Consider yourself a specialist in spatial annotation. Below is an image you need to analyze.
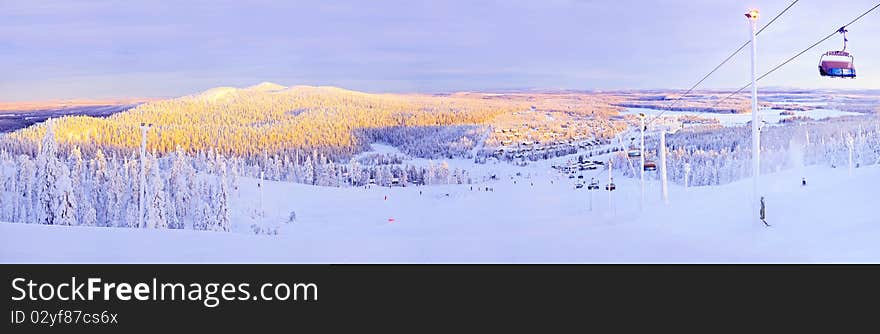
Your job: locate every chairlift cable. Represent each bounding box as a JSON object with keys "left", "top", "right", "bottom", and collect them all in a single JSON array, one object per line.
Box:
[
  {"left": 644, "top": 0, "right": 801, "bottom": 128},
  {"left": 709, "top": 2, "right": 880, "bottom": 109}
]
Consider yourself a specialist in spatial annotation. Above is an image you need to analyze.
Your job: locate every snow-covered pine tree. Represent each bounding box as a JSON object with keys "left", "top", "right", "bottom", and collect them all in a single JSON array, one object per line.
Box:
[
  {"left": 123, "top": 153, "right": 141, "bottom": 228},
  {"left": 399, "top": 166, "right": 408, "bottom": 186},
  {"left": 197, "top": 199, "right": 212, "bottom": 232},
  {"left": 168, "top": 146, "right": 193, "bottom": 229},
  {"left": 78, "top": 196, "right": 97, "bottom": 227},
  {"left": 194, "top": 176, "right": 214, "bottom": 231},
  {"left": 229, "top": 156, "right": 240, "bottom": 195},
  {"left": 16, "top": 155, "right": 35, "bottom": 223},
  {"left": 0, "top": 154, "right": 15, "bottom": 221},
  {"left": 215, "top": 157, "right": 231, "bottom": 232},
  {"left": 302, "top": 155, "right": 315, "bottom": 185},
  {"left": 283, "top": 155, "right": 294, "bottom": 182},
  {"left": 68, "top": 146, "right": 96, "bottom": 226},
  {"left": 205, "top": 149, "right": 216, "bottom": 174},
  {"left": 92, "top": 149, "right": 111, "bottom": 226},
  {"left": 376, "top": 165, "right": 389, "bottom": 186},
  {"left": 145, "top": 154, "right": 168, "bottom": 229},
  {"left": 105, "top": 157, "right": 129, "bottom": 227},
  {"left": 349, "top": 160, "right": 361, "bottom": 186},
  {"left": 35, "top": 119, "right": 76, "bottom": 225},
  {"left": 271, "top": 154, "right": 283, "bottom": 181},
  {"left": 321, "top": 158, "right": 335, "bottom": 186},
  {"left": 425, "top": 162, "right": 435, "bottom": 185},
  {"left": 439, "top": 161, "right": 451, "bottom": 184},
  {"left": 69, "top": 146, "right": 84, "bottom": 186},
  {"left": 54, "top": 164, "right": 77, "bottom": 226}
]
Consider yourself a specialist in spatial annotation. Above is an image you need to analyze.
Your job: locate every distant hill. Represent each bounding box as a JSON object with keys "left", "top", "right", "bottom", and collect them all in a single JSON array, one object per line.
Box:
[
  {"left": 0, "top": 99, "right": 151, "bottom": 133},
  {"left": 5, "top": 84, "right": 532, "bottom": 158},
  {"left": 0, "top": 99, "right": 153, "bottom": 112}
]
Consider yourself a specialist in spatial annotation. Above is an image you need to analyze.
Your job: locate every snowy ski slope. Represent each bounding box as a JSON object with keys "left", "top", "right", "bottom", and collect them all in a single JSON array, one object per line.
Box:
[{"left": 2, "top": 160, "right": 877, "bottom": 263}]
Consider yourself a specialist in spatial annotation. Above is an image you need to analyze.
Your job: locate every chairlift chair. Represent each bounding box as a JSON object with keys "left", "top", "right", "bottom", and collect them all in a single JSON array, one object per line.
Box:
[
  {"left": 627, "top": 149, "right": 641, "bottom": 158},
  {"left": 627, "top": 138, "right": 641, "bottom": 158},
  {"left": 819, "top": 51, "right": 856, "bottom": 78},
  {"left": 819, "top": 27, "right": 857, "bottom": 78}
]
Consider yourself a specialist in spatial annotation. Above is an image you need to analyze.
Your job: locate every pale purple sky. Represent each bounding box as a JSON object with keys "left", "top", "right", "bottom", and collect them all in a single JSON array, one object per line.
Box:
[{"left": 1, "top": 0, "right": 878, "bottom": 101}]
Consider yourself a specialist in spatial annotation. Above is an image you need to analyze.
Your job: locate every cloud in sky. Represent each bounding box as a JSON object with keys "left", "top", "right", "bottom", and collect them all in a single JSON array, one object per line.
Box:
[{"left": 1, "top": 0, "right": 878, "bottom": 100}]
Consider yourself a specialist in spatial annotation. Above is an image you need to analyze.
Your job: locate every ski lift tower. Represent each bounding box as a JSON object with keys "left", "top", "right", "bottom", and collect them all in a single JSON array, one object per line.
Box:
[
  {"left": 608, "top": 158, "right": 614, "bottom": 213},
  {"left": 639, "top": 113, "right": 646, "bottom": 211},
  {"left": 139, "top": 122, "right": 152, "bottom": 228},
  {"left": 746, "top": 9, "right": 762, "bottom": 222},
  {"left": 659, "top": 130, "right": 669, "bottom": 204}
]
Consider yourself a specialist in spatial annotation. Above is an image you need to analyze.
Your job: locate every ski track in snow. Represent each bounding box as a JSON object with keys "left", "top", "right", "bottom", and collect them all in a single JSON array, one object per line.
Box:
[{"left": 1, "top": 160, "right": 878, "bottom": 263}]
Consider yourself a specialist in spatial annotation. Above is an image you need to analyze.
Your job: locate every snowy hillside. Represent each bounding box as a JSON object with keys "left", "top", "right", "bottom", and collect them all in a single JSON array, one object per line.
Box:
[
  {"left": 3, "top": 162, "right": 878, "bottom": 263},
  {"left": 0, "top": 85, "right": 876, "bottom": 263}
]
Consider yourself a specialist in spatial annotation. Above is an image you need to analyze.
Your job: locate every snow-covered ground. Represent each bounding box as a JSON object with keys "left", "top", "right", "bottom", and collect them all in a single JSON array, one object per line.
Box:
[{"left": 2, "top": 158, "right": 878, "bottom": 263}]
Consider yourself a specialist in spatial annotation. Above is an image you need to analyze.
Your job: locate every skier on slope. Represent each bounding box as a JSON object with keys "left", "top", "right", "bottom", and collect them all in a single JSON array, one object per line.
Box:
[
  {"left": 802, "top": 177, "right": 807, "bottom": 186},
  {"left": 759, "top": 196, "right": 769, "bottom": 227}
]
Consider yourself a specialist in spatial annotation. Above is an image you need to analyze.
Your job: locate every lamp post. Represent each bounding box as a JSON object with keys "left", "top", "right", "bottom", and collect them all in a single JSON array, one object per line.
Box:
[
  {"left": 589, "top": 184, "right": 593, "bottom": 212},
  {"left": 659, "top": 130, "right": 669, "bottom": 204},
  {"left": 259, "top": 171, "right": 265, "bottom": 226},
  {"left": 639, "top": 113, "right": 645, "bottom": 211},
  {"left": 139, "top": 123, "right": 151, "bottom": 228},
  {"left": 746, "top": 9, "right": 761, "bottom": 224},
  {"left": 608, "top": 159, "right": 614, "bottom": 213}
]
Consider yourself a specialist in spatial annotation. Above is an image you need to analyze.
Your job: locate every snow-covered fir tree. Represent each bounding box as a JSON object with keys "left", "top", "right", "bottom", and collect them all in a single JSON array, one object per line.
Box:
[
  {"left": 16, "top": 155, "right": 35, "bottom": 224},
  {"left": 214, "top": 157, "right": 231, "bottom": 232},
  {"left": 35, "top": 119, "right": 76, "bottom": 226},
  {"left": 145, "top": 154, "right": 168, "bottom": 229},
  {"left": 168, "top": 146, "right": 194, "bottom": 229}
]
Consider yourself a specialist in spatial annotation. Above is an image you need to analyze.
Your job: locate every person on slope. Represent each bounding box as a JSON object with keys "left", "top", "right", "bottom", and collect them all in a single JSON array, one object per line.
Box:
[
  {"left": 759, "top": 197, "right": 770, "bottom": 227},
  {"left": 802, "top": 177, "right": 807, "bottom": 186}
]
